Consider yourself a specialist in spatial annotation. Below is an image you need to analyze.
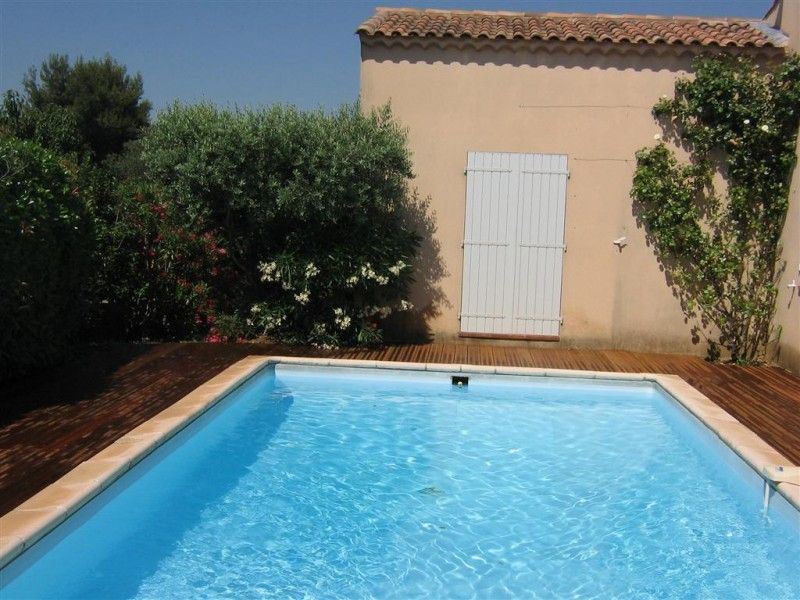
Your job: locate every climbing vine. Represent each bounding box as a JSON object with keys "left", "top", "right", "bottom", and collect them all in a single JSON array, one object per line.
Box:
[{"left": 631, "top": 54, "right": 800, "bottom": 364}]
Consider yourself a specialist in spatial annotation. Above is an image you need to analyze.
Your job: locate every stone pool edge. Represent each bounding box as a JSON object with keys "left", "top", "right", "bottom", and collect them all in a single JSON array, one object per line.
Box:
[{"left": 0, "top": 356, "right": 797, "bottom": 569}]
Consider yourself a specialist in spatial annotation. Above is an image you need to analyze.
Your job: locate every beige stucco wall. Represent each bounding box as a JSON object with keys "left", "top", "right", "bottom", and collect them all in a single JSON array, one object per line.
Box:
[
  {"left": 776, "top": 142, "right": 800, "bottom": 374},
  {"left": 767, "top": 0, "right": 800, "bottom": 374},
  {"left": 360, "top": 38, "right": 784, "bottom": 357}
]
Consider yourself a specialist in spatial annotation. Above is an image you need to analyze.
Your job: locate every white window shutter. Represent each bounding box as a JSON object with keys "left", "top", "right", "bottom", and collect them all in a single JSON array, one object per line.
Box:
[{"left": 460, "top": 151, "right": 568, "bottom": 338}]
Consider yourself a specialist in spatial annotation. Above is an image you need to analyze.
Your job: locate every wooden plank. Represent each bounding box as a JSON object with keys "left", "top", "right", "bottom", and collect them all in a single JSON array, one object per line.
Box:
[
  {"left": 1, "top": 342, "right": 798, "bottom": 516},
  {"left": 459, "top": 332, "right": 560, "bottom": 342}
]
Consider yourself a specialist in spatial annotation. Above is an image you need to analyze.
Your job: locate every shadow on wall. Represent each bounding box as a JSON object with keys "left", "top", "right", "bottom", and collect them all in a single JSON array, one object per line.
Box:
[
  {"left": 385, "top": 190, "right": 450, "bottom": 343},
  {"left": 360, "top": 39, "right": 753, "bottom": 73},
  {"left": 631, "top": 119, "right": 789, "bottom": 362},
  {"left": 631, "top": 202, "right": 710, "bottom": 353},
  {"left": 631, "top": 118, "right": 718, "bottom": 356}
]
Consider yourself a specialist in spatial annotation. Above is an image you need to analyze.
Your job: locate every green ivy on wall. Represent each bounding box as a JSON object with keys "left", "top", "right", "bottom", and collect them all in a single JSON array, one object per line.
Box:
[{"left": 631, "top": 54, "right": 800, "bottom": 364}]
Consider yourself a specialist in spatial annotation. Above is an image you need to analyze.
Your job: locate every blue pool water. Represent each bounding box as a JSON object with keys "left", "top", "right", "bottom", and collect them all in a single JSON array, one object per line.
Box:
[{"left": 1, "top": 366, "right": 798, "bottom": 599}]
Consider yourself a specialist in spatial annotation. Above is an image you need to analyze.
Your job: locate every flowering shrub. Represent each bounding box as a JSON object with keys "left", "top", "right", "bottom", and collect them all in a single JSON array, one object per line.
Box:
[
  {"left": 249, "top": 254, "right": 415, "bottom": 347},
  {"left": 141, "top": 103, "right": 420, "bottom": 346},
  {"left": 0, "top": 137, "right": 91, "bottom": 380},
  {"left": 1, "top": 55, "right": 425, "bottom": 358},
  {"left": 632, "top": 54, "right": 800, "bottom": 363},
  {"left": 86, "top": 182, "right": 235, "bottom": 341}
]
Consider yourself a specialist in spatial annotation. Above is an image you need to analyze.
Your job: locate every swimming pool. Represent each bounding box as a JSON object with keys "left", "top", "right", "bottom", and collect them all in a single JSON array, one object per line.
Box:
[{"left": 1, "top": 359, "right": 798, "bottom": 598}]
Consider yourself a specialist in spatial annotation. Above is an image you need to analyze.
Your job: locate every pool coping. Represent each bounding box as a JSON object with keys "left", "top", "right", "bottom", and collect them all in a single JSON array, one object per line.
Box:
[{"left": 1, "top": 355, "right": 797, "bottom": 569}]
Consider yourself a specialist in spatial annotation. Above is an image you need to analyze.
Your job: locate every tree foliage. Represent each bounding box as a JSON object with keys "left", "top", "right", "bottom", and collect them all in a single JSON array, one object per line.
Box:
[
  {"left": 0, "top": 137, "right": 92, "bottom": 380},
  {"left": 140, "top": 102, "right": 420, "bottom": 346},
  {"left": 0, "top": 91, "right": 84, "bottom": 157},
  {"left": 0, "top": 48, "right": 423, "bottom": 378},
  {"left": 632, "top": 54, "right": 800, "bottom": 363},
  {"left": 8, "top": 54, "right": 151, "bottom": 161}
]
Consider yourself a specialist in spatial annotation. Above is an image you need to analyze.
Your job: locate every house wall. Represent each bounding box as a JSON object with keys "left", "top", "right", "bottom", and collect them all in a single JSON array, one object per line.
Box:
[
  {"left": 360, "top": 39, "right": 783, "bottom": 356},
  {"left": 777, "top": 140, "right": 800, "bottom": 375},
  {"left": 767, "top": 0, "right": 800, "bottom": 375}
]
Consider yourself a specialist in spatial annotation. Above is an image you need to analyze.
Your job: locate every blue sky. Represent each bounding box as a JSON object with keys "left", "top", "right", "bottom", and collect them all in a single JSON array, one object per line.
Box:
[{"left": 1, "top": 1, "right": 774, "bottom": 113}]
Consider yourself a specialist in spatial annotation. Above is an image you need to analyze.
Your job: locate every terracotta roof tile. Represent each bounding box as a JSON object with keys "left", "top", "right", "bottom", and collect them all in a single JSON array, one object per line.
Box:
[{"left": 357, "top": 7, "right": 786, "bottom": 48}]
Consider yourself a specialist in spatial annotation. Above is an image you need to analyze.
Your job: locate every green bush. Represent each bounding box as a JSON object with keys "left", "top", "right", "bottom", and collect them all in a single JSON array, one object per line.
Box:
[
  {"left": 0, "top": 136, "right": 92, "bottom": 380},
  {"left": 140, "top": 103, "right": 420, "bottom": 346},
  {"left": 0, "top": 91, "right": 85, "bottom": 158},
  {"left": 86, "top": 181, "right": 235, "bottom": 341}
]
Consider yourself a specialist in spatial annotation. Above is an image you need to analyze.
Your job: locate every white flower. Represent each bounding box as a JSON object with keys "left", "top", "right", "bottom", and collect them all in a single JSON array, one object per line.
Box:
[
  {"left": 246, "top": 318, "right": 254, "bottom": 327},
  {"left": 388, "top": 260, "right": 407, "bottom": 276},
  {"left": 399, "top": 299, "right": 414, "bottom": 311},
  {"left": 294, "top": 290, "right": 310, "bottom": 305},
  {"left": 281, "top": 281, "right": 293, "bottom": 291},
  {"left": 360, "top": 262, "right": 378, "bottom": 280},
  {"left": 653, "top": 133, "right": 662, "bottom": 141},
  {"left": 260, "top": 314, "right": 286, "bottom": 332},
  {"left": 760, "top": 124, "right": 769, "bottom": 132},
  {"left": 305, "top": 262, "right": 319, "bottom": 278},
  {"left": 362, "top": 305, "right": 389, "bottom": 318},
  {"left": 375, "top": 275, "right": 389, "bottom": 285},
  {"left": 250, "top": 305, "right": 261, "bottom": 314},
  {"left": 333, "top": 308, "right": 351, "bottom": 329},
  {"left": 743, "top": 119, "right": 750, "bottom": 125},
  {"left": 258, "top": 261, "right": 278, "bottom": 282},
  {"left": 345, "top": 275, "right": 359, "bottom": 287}
]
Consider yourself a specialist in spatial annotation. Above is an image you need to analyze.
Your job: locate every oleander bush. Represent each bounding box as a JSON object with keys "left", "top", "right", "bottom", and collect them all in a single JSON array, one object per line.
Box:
[
  {"left": 632, "top": 54, "right": 800, "bottom": 364},
  {"left": 2, "top": 50, "right": 424, "bottom": 377},
  {"left": 86, "top": 181, "right": 235, "bottom": 341},
  {"left": 0, "top": 136, "right": 92, "bottom": 379},
  {"left": 140, "top": 102, "right": 420, "bottom": 346}
]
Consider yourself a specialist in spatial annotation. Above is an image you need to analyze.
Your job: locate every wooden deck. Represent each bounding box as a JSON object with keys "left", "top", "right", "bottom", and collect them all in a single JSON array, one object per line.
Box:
[{"left": 1, "top": 342, "right": 798, "bottom": 516}]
